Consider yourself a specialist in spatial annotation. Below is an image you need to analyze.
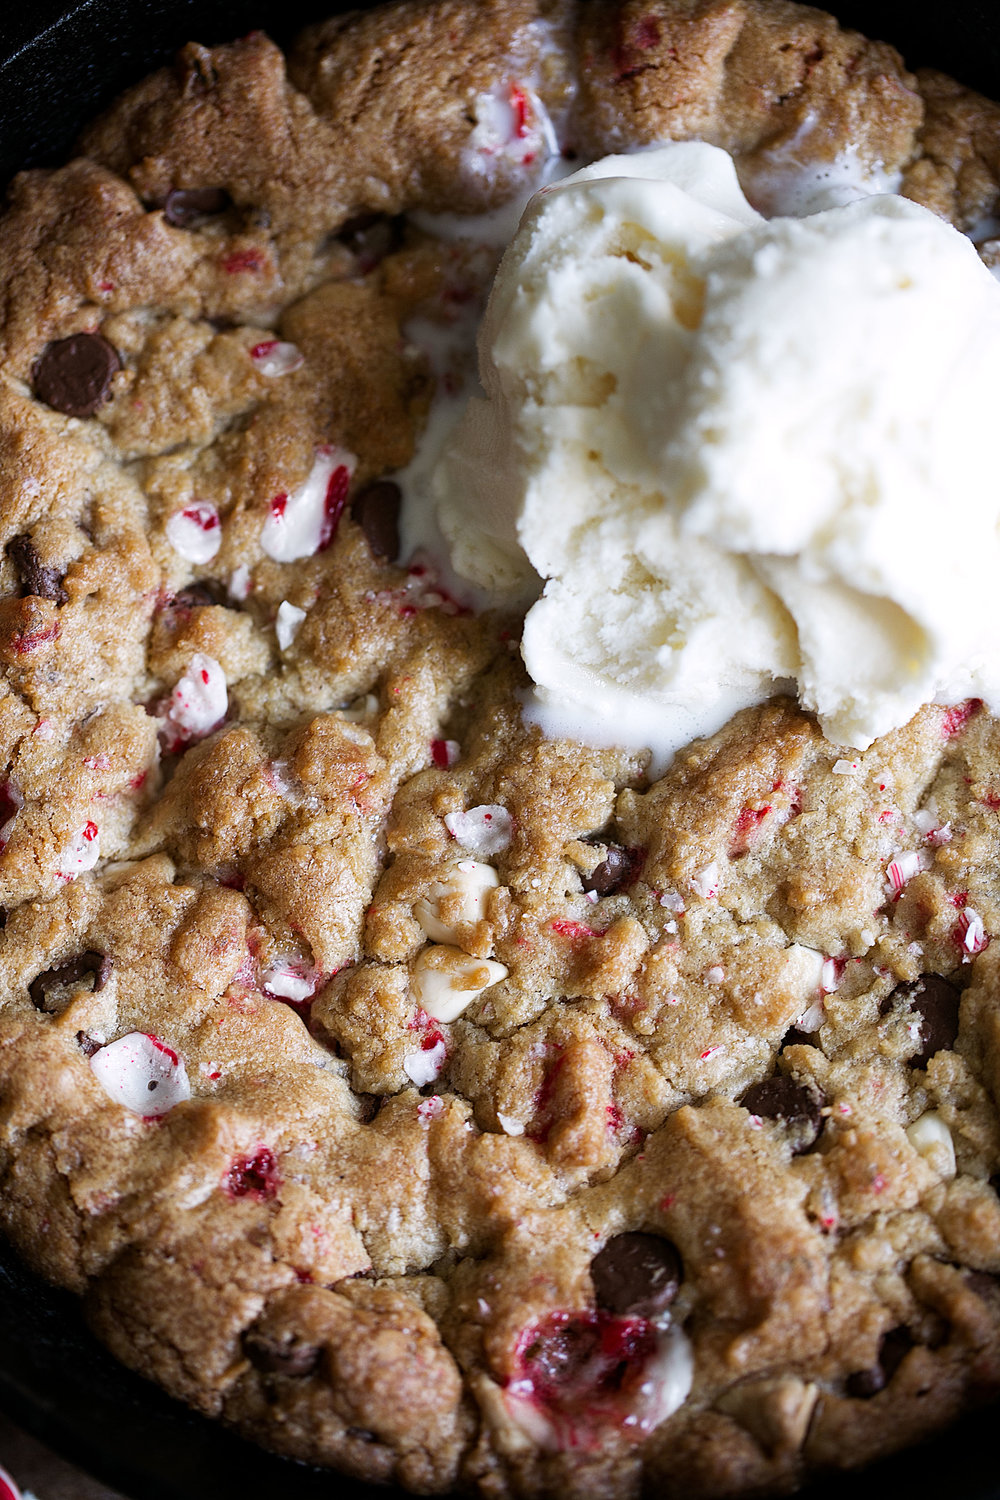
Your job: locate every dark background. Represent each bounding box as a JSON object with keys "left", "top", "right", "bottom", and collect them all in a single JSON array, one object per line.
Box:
[{"left": 1, "top": 1, "right": 999, "bottom": 1497}]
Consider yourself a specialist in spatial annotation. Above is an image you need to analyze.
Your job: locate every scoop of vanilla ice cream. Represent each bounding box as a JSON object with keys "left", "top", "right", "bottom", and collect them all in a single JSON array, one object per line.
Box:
[{"left": 435, "top": 141, "right": 1000, "bottom": 763}]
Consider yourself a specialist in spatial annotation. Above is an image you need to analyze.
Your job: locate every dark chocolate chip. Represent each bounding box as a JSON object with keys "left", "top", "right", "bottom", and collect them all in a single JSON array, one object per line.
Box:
[
  {"left": 351, "top": 481, "right": 401, "bottom": 562},
  {"left": 337, "top": 213, "right": 403, "bottom": 270},
  {"left": 164, "top": 187, "right": 231, "bottom": 228},
  {"left": 173, "top": 579, "right": 230, "bottom": 610},
  {"left": 740, "top": 1075, "right": 824, "bottom": 1155},
  {"left": 887, "top": 974, "right": 960, "bottom": 1067},
  {"left": 781, "top": 1026, "right": 813, "bottom": 1050},
  {"left": 967, "top": 1270, "right": 1000, "bottom": 1303},
  {"left": 591, "top": 1231, "right": 682, "bottom": 1319},
  {"left": 7, "top": 535, "right": 68, "bottom": 605},
  {"left": 846, "top": 1326, "right": 914, "bottom": 1399},
  {"left": 76, "top": 1031, "right": 102, "bottom": 1058},
  {"left": 243, "top": 1329, "right": 320, "bottom": 1377},
  {"left": 29, "top": 951, "right": 113, "bottom": 1010},
  {"left": 345, "top": 1427, "right": 377, "bottom": 1444},
  {"left": 34, "top": 334, "right": 121, "bottom": 419},
  {"left": 583, "top": 844, "right": 643, "bottom": 897}
]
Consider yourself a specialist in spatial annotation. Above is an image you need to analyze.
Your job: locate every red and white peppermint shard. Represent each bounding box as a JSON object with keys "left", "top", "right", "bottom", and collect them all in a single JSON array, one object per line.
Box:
[
  {"left": 261, "top": 956, "right": 319, "bottom": 1003},
  {"left": 165, "top": 501, "right": 221, "bottom": 564},
  {"left": 0, "top": 1463, "right": 22, "bottom": 1500},
  {"left": 250, "top": 339, "right": 304, "bottom": 377},
  {"left": 58, "top": 819, "right": 100, "bottom": 881},
  {"left": 260, "top": 445, "right": 356, "bottom": 562},
  {"left": 403, "top": 1037, "right": 447, "bottom": 1087},
  {"left": 468, "top": 82, "right": 557, "bottom": 169},
  {"left": 885, "top": 850, "right": 928, "bottom": 894},
  {"left": 690, "top": 861, "right": 720, "bottom": 900},
  {"left": 90, "top": 1032, "right": 191, "bottom": 1117},
  {"left": 958, "top": 906, "right": 988, "bottom": 956},
  {"left": 444, "top": 804, "right": 513, "bottom": 857},
  {"left": 165, "top": 653, "right": 227, "bottom": 747}
]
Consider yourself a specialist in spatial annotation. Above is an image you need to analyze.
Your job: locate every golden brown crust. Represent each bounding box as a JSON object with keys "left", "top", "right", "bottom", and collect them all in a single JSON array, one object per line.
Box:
[{"left": 1, "top": 2, "right": 1000, "bottom": 1497}]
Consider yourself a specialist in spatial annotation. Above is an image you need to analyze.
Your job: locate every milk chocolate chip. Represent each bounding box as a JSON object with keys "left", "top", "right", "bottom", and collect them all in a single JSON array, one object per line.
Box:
[
  {"left": 351, "top": 481, "right": 401, "bottom": 562},
  {"left": 846, "top": 1326, "right": 914, "bottom": 1398},
  {"left": 583, "top": 844, "right": 643, "bottom": 897},
  {"left": 34, "top": 334, "right": 121, "bottom": 418},
  {"left": 29, "top": 951, "right": 113, "bottom": 1010},
  {"left": 243, "top": 1328, "right": 321, "bottom": 1377},
  {"left": 7, "top": 535, "right": 67, "bottom": 605},
  {"left": 164, "top": 187, "right": 231, "bottom": 227}
]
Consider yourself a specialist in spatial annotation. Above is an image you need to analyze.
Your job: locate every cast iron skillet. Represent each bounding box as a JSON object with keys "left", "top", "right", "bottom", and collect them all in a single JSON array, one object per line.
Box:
[{"left": 1, "top": 2, "right": 999, "bottom": 1497}]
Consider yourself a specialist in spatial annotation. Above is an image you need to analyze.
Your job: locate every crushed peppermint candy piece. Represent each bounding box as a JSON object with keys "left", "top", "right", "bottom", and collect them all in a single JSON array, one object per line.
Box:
[
  {"left": 704, "top": 966, "right": 724, "bottom": 985},
  {"left": 445, "top": 804, "right": 513, "bottom": 857},
  {"left": 431, "top": 738, "right": 460, "bottom": 769},
  {"left": 0, "top": 779, "right": 23, "bottom": 851},
  {"left": 832, "top": 758, "right": 860, "bottom": 774},
  {"left": 497, "top": 1112, "right": 525, "bottom": 1136},
  {"left": 164, "top": 653, "right": 227, "bottom": 750},
  {"left": 275, "top": 600, "right": 307, "bottom": 651},
  {"left": 913, "top": 806, "right": 953, "bottom": 846},
  {"left": 820, "top": 957, "right": 845, "bottom": 994},
  {"left": 403, "top": 1038, "right": 447, "bottom": 1087},
  {"left": 690, "top": 861, "right": 720, "bottom": 900},
  {"left": 229, "top": 564, "right": 251, "bottom": 600},
  {"left": 260, "top": 445, "right": 356, "bottom": 562},
  {"left": 468, "top": 81, "right": 558, "bottom": 169},
  {"left": 885, "top": 850, "right": 930, "bottom": 894},
  {"left": 659, "top": 891, "right": 685, "bottom": 913},
  {"left": 165, "top": 501, "right": 221, "bottom": 564},
  {"left": 57, "top": 819, "right": 99, "bottom": 882},
  {"left": 261, "top": 956, "right": 319, "bottom": 1003},
  {"left": 250, "top": 339, "right": 304, "bottom": 377},
  {"left": 90, "top": 1032, "right": 191, "bottom": 1117},
  {"left": 795, "top": 999, "right": 826, "bottom": 1034},
  {"left": 957, "top": 906, "right": 988, "bottom": 956},
  {"left": 416, "top": 1095, "right": 445, "bottom": 1123}
]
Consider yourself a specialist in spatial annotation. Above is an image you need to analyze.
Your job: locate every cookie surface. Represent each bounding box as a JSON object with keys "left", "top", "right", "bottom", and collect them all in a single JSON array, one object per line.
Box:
[{"left": 1, "top": 3, "right": 1000, "bottom": 1496}]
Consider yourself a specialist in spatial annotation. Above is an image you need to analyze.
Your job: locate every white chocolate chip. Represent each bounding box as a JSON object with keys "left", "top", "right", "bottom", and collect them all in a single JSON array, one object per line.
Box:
[
  {"left": 497, "top": 1112, "right": 524, "bottom": 1136},
  {"left": 165, "top": 501, "right": 221, "bottom": 564},
  {"left": 444, "top": 804, "right": 513, "bottom": 857},
  {"left": 411, "top": 945, "right": 508, "bottom": 1022},
  {"left": 260, "top": 445, "right": 356, "bottom": 562},
  {"left": 275, "top": 600, "right": 307, "bottom": 651},
  {"left": 780, "top": 944, "right": 825, "bottom": 1001},
  {"left": 414, "top": 860, "right": 499, "bottom": 945},
  {"left": 90, "top": 1033, "right": 191, "bottom": 1117},
  {"left": 906, "top": 1110, "right": 957, "bottom": 1177}
]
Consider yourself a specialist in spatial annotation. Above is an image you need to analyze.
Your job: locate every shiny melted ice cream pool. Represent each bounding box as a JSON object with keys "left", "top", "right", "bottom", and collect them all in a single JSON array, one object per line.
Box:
[{"left": 401, "top": 135, "right": 1000, "bottom": 772}]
